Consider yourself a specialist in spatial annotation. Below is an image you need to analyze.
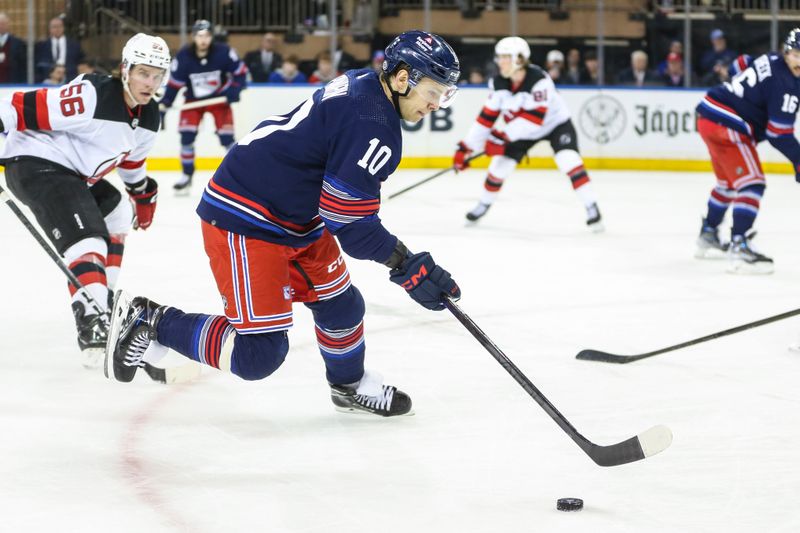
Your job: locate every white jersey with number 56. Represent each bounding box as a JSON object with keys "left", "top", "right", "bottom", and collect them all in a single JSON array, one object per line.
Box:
[{"left": 0, "top": 73, "right": 160, "bottom": 185}]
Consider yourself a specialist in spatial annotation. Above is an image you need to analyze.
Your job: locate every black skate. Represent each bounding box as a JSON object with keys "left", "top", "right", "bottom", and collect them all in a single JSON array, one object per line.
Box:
[
  {"left": 72, "top": 301, "right": 110, "bottom": 368},
  {"left": 727, "top": 232, "right": 773, "bottom": 275},
  {"left": 173, "top": 174, "right": 192, "bottom": 196},
  {"left": 586, "top": 203, "right": 604, "bottom": 233},
  {"left": 104, "top": 291, "right": 166, "bottom": 382},
  {"left": 465, "top": 202, "right": 491, "bottom": 222},
  {"left": 330, "top": 371, "right": 412, "bottom": 417},
  {"left": 695, "top": 220, "right": 728, "bottom": 259}
]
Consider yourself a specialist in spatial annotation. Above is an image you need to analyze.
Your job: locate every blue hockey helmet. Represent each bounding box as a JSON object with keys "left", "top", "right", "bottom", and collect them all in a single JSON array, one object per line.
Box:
[
  {"left": 192, "top": 19, "right": 213, "bottom": 35},
  {"left": 383, "top": 30, "right": 460, "bottom": 107},
  {"left": 784, "top": 28, "right": 800, "bottom": 53}
]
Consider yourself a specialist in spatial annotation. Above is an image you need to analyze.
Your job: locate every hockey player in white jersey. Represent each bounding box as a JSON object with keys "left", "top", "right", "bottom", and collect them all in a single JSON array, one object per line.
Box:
[
  {"left": 0, "top": 33, "right": 169, "bottom": 367},
  {"left": 454, "top": 37, "right": 603, "bottom": 231}
]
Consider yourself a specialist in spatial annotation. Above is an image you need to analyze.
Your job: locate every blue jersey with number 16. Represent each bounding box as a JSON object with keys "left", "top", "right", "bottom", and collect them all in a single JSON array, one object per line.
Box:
[
  {"left": 197, "top": 69, "right": 403, "bottom": 264},
  {"left": 697, "top": 52, "right": 800, "bottom": 166}
]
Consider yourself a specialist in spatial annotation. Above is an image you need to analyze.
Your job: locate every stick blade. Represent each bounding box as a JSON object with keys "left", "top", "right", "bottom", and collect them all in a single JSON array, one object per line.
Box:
[
  {"left": 575, "top": 349, "right": 631, "bottom": 363},
  {"left": 588, "top": 424, "right": 673, "bottom": 467},
  {"left": 143, "top": 362, "right": 202, "bottom": 384},
  {"left": 638, "top": 424, "right": 673, "bottom": 458}
]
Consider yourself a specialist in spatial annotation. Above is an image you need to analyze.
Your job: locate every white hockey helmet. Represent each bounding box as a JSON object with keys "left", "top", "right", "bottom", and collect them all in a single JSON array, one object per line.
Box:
[
  {"left": 121, "top": 33, "right": 171, "bottom": 97},
  {"left": 494, "top": 36, "right": 531, "bottom": 65}
]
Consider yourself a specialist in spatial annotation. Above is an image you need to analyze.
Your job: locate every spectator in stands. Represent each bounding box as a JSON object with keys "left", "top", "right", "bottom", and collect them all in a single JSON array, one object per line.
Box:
[
  {"left": 546, "top": 49, "right": 564, "bottom": 84},
  {"left": 616, "top": 50, "right": 659, "bottom": 87},
  {"left": 309, "top": 50, "right": 339, "bottom": 84},
  {"left": 333, "top": 38, "right": 358, "bottom": 72},
  {"left": 582, "top": 51, "right": 600, "bottom": 85},
  {"left": 267, "top": 55, "right": 307, "bottom": 83},
  {"left": 34, "top": 16, "right": 84, "bottom": 82},
  {"left": 468, "top": 67, "right": 485, "bottom": 84},
  {"left": 244, "top": 32, "right": 283, "bottom": 82},
  {"left": 0, "top": 12, "right": 27, "bottom": 84},
  {"left": 42, "top": 63, "right": 66, "bottom": 85},
  {"left": 701, "top": 58, "right": 731, "bottom": 86},
  {"left": 662, "top": 52, "right": 686, "bottom": 87},
  {"left": 657, "top": 40, "right": 683, "bottom": 75},
  {"left": 370, "top": 50, "right": 384, "bottom": 74},
  {"left": 563, "top": 48, "right": 587, "bottom": 85},
  {"left": 700, "top": 29, "right": 737, "bottom": 75}
]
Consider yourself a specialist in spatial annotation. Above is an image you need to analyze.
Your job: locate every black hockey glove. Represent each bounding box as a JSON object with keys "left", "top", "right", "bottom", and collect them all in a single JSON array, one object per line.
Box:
[{"left": 389, "top": 252, "right": 461, "bottom": 311}]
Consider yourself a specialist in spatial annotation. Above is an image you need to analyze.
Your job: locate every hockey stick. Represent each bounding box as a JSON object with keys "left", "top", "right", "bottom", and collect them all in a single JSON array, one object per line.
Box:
[
  {"left": 444, "top": 296, "right": 672, "bottom": 467},
  {"left": 0, "top": 183, "right": 197, "bottom": 384},
  {"left": 576, "top": 307, "right": 800, "bottom": 364},
  {"left": 179, "top": 96, "right": 227, "bottom": 111},
  {"left": 386, "top": 152, "right": 485, "bottom": 200}
]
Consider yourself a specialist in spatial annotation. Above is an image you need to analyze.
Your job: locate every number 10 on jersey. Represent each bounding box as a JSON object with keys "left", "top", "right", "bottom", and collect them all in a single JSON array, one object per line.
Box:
[{"left": 357, "top": 138, "right": 392, "bottom": 176}]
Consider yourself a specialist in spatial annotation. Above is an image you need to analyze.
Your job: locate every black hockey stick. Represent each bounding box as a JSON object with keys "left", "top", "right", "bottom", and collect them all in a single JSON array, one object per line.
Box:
[
  {"left": 444, "top": 296, "right": 672, "bottom": 467},
  {"left": 576, "top": 307, "right": 800, "bottom": 364},
  {"left": 387, "top": 152, "right": 485, "bottom": 200},
  {"left": 0, "top": 183, "right": 196, "bottom": 384}
]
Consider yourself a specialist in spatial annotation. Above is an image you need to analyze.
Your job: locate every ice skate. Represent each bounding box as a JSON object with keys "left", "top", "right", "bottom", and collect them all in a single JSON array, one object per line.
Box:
[
  {"left": 695, "top": 221, "right": 728, "bottom": 259},
  {"left": 72, "top": 301, "right": 109, "bottom": 369},
  {"left": 726, "top": 232, "right": 773, "bottom": 275},
  {"left": 465, "top": 201, "right": 491, "bottom": 222},
  {"left": 104, "top": 291, "right": 166, "bottom": 382},
  {"left": 585, "top": 203, "right": 604, "bottom": 233},
  {"left": 330, "top": 370, "right": 413, "bottom": 417},
  {"left": 173, "top": 174, "right": 192, "bottom": 196}
]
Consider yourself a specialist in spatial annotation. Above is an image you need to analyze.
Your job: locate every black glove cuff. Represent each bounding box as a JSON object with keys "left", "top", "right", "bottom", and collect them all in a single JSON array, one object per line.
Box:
[{"left": 383, "top": 239, "right": 410, "bottom": 269}]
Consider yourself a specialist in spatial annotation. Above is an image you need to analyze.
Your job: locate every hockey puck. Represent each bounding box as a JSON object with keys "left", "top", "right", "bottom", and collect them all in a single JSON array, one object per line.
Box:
[{"left": 556, "top": 498, "right": 583, "bottom": 512}]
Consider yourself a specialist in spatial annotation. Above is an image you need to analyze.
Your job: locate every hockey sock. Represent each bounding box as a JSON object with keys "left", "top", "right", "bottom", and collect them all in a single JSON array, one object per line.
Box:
[
  {"left": 479, "top": 174, "right": 503, "bottom": 205},
  {"left": 731, "top": 183, "right": 764, "bottom": 237},
  {"left": 64, "top": 238, "right": 109, "bottom": 313},
  {"left": 180, "top": 144, "right": 195, "bottom": 177},
  {"left": 218, "top": 133, "right": 235, "bottom": 151},
  {"left": 554, "top": 149, "right": 598, "bottom": 208},
  {"left": 479, "top": 155, "right": 517, "bottom": 205},
  {"left": 704, "top": 185, "right": 734, "bottom": 228},
  {"left": 106, "top": 235, "right": 125, "bottom": 290},
  {"left": 315, "top": 321, "right": 366, "bottom": 385},
  {"left": 155, "top": 309, "right": 233, "bottom": 369}
]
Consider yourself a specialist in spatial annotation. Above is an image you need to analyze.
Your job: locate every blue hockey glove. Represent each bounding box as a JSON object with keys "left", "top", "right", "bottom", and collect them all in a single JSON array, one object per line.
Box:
[{"left": 389, "top": 252, "right": 461, "bottom": 311}]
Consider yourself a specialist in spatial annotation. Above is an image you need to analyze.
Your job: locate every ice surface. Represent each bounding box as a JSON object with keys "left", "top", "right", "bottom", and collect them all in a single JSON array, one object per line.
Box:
[{"left": 2, "top": 168, "right": 800, "bottom": 532}]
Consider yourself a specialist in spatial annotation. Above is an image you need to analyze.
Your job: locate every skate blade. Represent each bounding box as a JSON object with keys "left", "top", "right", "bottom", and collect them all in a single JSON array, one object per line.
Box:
[
  {"left": 81, "top": 347, "right": 104, "bottom": 369},
  {"left": 104, "top": 290, "right": 132, "bottom": 380},
  {"left": 726, "top": 260, "right": 774, "bottom": 275},
  {"left": 587, "top": 221, "right": 605, "bottom": 234},
  {"left": 333, "top": 405, "right": 415, "bottom": 417},
  {"left": 694, "top": 247, "right": 728, "bottom": 260},
  {"left": 174, "top": 187, "right": 191, "bottom": 197}
]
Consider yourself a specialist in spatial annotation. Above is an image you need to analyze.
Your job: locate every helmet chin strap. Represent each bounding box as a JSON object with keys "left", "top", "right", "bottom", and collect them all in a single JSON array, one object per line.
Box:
[
  {"left": 121, "top": 64, "right": 138, "bottom": 107},
  {"left": 381, "top": 72, "right": 411, "bottom": 117}
]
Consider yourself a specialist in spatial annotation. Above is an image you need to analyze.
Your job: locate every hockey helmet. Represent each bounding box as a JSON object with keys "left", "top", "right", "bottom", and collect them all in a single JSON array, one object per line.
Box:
[
  {"left": 192, "top": 19, "right": 213, "bottom": 35},
  {"left": 382, "top": 30, "right": 460, "bottom": 108},
  {"left": 121, "top": 33, "right": 171, "bottom": 95},
  {"left": 785, "top": 28, "right": 800, "bottom": 53},
  {"left": 494, "top": 36, "right": 531, "bottom": 62}
]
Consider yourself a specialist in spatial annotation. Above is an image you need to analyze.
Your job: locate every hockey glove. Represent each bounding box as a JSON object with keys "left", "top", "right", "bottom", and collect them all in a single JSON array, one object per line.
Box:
[
  {"left": 389, "top": 252, "right": 461, "bottom": 311},
  {"left": 453, "top": 142, "right": 473, "bottom": 171},
  {"left": 226, "top": 88, "right": 242, "bottom": 104},
  {"left": 126, "top": 177, "right": 158, "bottom": 230},
  {"left": 484, "top": 129, "right": 509, "bottom": 157}
]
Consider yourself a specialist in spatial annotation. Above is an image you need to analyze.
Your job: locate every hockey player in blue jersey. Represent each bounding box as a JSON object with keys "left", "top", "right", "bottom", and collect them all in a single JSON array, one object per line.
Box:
[
  {"left": 105, "top": 31, "right": 462, "bottom": 417},
  {"left": 161, "top": 20, "right": 247, "bottom": 194},
  {"left": 695, "top": 29, "right": 800, "bottom": 274}
]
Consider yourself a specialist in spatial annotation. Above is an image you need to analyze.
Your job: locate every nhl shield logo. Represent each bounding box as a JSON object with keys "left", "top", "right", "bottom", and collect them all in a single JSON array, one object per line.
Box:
[{"left": 283, "top": 286, "right": 292, "bottom": 300}]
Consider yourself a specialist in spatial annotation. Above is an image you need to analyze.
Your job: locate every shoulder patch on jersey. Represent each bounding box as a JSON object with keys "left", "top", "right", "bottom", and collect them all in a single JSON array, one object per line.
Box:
[
  {"left": 92, "top": 77, "right": 159, "bottom": 132},
  {"left": 322, "top": 74, "right": 349, "bottom": 101},
  {"left": 754, "top": 55, "right": 772, "bottom": 81}
]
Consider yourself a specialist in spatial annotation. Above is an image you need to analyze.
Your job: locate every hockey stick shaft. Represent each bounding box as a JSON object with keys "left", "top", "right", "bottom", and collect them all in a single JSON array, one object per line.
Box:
[
  {"left": 179, "top": 96, "right": 227, "bottom": 111},
  {"left": 0, "top": 184, "right": 104, "bottom": 316},
  {"left": 1, "top": 184, "right": 189, "bottom": 383},
  {"left": 444, "top": 297, "right": 672, "bottom": 466},
  {"left": 576, "top": 307, "right": 800, "bottom": 364},
  {"left": 387, "top": 152, "right": 485, "bottom": 200}
]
